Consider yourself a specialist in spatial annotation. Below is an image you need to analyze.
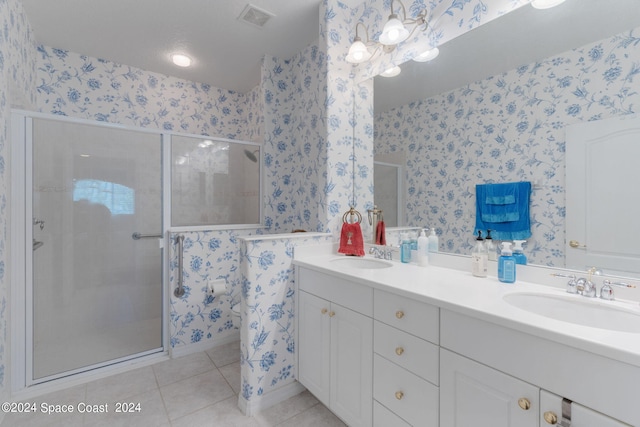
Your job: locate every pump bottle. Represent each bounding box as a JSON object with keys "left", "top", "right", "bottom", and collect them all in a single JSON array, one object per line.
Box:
[
  {"left": 400, "top": 233, "right": 411, "bottom": 263},
  {"left": 498, "top": 242, "right": 516, "bottom": 283},
  {"left": 471, "top": 231, "right": 488, "bottom": 277},
  {"left": 428, "top": 228, "right": 439, "bottom": 253},
  {"left": 513, "top": 240, "right": 527, "bottom": 265},
  {"left": 417, "top": 229, "right": 429, "bottom": 267},
  {"left": 485, "top": 229, "right": 497, "bottom": 262}
]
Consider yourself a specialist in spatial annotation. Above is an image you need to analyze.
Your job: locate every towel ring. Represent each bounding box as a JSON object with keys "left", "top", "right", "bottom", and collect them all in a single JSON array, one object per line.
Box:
[{"left": 342, "top": 207, "right": 362, "bottom": 224}]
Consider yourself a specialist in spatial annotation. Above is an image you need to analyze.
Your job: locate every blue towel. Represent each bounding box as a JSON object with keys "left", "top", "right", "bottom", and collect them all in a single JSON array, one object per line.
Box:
[
  {"left": 482, "top": 183, "right": 519, "bottom": 223},
  {"left": 474, "top": 181, "right": 531, "bottom": 241}
]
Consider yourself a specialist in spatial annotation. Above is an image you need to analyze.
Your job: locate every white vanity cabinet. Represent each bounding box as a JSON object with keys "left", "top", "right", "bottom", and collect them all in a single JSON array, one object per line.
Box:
[
  {"left": 440, "top": 348, "right": 538, "bottom": 427},
  {"left": 440, "top": 309, "right": 638, "bottom": 427},
  {"left": 539, "top": 390, "right": 631, "bottom": 427},
  {"left": 297, "top": 268, "right": 373, "bottom": 427},
  {"left": 372, "top": 290, "right": 440, "bottom": 426}
]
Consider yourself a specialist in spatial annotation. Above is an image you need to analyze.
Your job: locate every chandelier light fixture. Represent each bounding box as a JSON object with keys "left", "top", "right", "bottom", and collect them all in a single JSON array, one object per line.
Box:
[{"left": 346, "top": 0, "right": 437, "bottom": 70}]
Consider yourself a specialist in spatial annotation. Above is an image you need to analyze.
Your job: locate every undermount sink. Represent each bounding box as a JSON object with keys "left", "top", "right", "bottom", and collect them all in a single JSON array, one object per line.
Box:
[
  {"left": 503, "top": 292, "right": 640, "bottom": 333},
  {"left": 330, "top": 257, "right": 393, "bottom": 270}
]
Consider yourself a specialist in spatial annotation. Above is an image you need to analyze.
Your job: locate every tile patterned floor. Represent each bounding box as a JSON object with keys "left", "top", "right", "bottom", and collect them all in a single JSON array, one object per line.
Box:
[{"left": 1, "top": 341, "right": 347, "bottom": 427}]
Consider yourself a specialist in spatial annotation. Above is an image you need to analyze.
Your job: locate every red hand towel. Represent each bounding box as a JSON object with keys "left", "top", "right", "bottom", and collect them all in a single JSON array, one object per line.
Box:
[
  {"left": 375, "top": 220, "right": 386, "bottom": 246},
  {"left": 338, "top": 222, "right": 365, "bottom": 256}
]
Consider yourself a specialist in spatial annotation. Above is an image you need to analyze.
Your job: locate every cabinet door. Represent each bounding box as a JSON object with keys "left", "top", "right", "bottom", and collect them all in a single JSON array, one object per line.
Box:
[
  {"left": 298, "top": 291, "right": 331, "bottom": 406},
  {"left": 540, "top": 390, "right": 631, "bottom": 427},
  {"left": 440, "top": 349, "right": 538, "bottom": 427},
  {"left": 330, "top": 303, "right": 373, "bottom": 427}
]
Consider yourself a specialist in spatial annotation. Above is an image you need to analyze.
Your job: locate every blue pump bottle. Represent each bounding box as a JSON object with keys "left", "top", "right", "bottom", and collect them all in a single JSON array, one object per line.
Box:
[
  {"left": 498, "top": 242, "right": 516, "bottom": 283},
  {"left": 513, "top": 240, "right": 527, "bottom": 265}
]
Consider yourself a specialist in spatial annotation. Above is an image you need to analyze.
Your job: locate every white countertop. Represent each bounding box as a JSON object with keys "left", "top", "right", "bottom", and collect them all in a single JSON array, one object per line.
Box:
[{"left": 293, "top": 248, "right": 640, "bottom": 368}]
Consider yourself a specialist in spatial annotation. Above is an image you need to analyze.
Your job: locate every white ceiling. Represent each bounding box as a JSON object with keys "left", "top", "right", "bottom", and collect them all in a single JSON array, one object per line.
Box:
[
  {"left": 18, "top": 0, "right": 640, "bottom": 106},
  {"left": 20, "top": 0, "right": 322, "bottom": 94}
]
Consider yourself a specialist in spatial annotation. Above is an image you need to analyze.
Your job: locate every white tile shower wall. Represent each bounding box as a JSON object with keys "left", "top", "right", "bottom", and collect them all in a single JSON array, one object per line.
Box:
[
  {"left": 375, "top": 26, "right": 640, "bottom": 267},
  {"left": 238, "top": 233, "right": 333, "bottom": 413}
]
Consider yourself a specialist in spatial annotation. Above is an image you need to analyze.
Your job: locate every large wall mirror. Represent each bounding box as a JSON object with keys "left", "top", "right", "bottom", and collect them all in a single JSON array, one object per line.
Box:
[{"left": 367, "top": 0, "right": 640, "bottom": 278}]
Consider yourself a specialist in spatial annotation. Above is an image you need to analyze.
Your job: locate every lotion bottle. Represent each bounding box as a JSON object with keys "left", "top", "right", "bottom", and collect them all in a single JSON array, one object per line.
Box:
[
  {"left": 485, "top": 229, "right": 497, "bottom": 262},
  {"left": 498, "top": 242, "right": 516, "bottom": 283},
  {"left": 417, "top": 229, "right": 430, "bottom": 267},
  {"left": 471, "top": 231, "right": 488, "bottom": 277},
  {"left": 428, "top": 228, "right": 439, "bottom": 253},
  {"left": 513, "top": 240, "right": 527, "bottom": 265}
]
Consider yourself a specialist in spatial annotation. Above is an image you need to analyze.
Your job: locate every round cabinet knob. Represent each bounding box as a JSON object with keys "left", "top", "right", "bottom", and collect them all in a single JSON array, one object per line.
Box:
[
  {"left": 395, "top": 391, "right": 404, "bottom": 400},
  {"left": 518, "top": 398, "right": 531, "bottom": 411},
  {"left": 395, "top": 310, "right": 405, "bottom": 319},
  {"left": 543, "top": 411, "right": 558, "bottom": 425},
  {"left": 321, "top": 308, "right": 328, "bottom": 314},
  {"left": 395, "top": 347, "right": 405, "bottom": 356},
  {"left": 329, "top": 311, "right": 335, "bottom": 317}
]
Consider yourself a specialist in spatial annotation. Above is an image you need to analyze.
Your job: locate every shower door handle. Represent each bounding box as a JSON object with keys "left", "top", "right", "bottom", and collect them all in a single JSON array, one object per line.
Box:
[{"left": 132, "top": 232, "right": 163, "bottom": 240}]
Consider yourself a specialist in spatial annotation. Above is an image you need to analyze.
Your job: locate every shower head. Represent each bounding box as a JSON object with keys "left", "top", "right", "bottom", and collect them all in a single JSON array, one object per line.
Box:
[{"left": 244, "top": 149, "right": 259, "bottom": 163}]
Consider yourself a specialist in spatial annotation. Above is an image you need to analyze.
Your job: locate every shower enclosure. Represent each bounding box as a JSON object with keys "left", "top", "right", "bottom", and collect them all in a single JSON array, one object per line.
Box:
[
  {"left": 12, "top": 111, "right": 261, "bottom": 389},
  {"left": 17, "top": 116, "right": 164, "bottom": 385}
]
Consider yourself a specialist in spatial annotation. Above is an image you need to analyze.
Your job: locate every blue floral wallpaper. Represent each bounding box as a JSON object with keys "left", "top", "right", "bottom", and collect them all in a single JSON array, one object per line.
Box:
[
  {"left": 238, "top": 233, "right": 332, "bottom": 410},
  {"left": 168, "top": 230, "right": 262, "bottom": 351},
  {"left": 375, "top": 26, "right": 640, "bottom": 266},
  {"left": 35, "top": 46, "right": 262, "bottom": 142},
  {"left": 261, "top": 47, "right": 328, "bottom": 234}
]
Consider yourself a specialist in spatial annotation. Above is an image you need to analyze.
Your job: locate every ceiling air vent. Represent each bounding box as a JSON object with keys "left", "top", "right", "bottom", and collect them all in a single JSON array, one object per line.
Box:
[{"left": 238, "top": 4, "right": 275, "bottom": 29}]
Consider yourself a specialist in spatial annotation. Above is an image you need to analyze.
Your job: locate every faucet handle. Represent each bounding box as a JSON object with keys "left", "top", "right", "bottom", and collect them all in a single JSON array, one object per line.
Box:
[
  {"left": 600, "top": 280, "right": 636, "bottom": 301},
  {"left": 551, "top": 273, "right": 578, "bottom": 294}
]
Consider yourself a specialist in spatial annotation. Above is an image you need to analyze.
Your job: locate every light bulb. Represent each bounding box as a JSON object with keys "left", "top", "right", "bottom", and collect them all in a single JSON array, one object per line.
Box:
[
  {"left": 380, "top": 66, "right": 401, "bottom": 78},
  {"left": 531, "top": 0, "right": 566, "bottom": 9},
  {"left": 379, "top": 15, "right": 409, "bottom": 45},
  {"left": 171, "top": 54, "right": 192, "bottom": 67},
  {"left": 413, "top": 47, "right": 440, "bottom": 62},
  {"left": 346, "top": 38, "right": 372, "bottom": 64}
]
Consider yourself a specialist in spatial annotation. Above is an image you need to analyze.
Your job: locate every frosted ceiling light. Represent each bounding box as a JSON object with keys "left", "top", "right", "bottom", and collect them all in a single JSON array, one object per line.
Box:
[
  {"left": 380, "top": 66, "right": 401, "bottom": 78},
  {"left": 531, "top": 0, "right": 567, "bottom": 9},
  {"left": 171, "top": 54, "right": 192, "bottom": 67},
  {"left": 413, "top": 47, "right": 439, "bottom": 62}
]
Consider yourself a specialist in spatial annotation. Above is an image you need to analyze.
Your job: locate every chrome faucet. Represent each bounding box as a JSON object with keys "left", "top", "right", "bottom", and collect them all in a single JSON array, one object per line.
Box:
[
  {"left": 576, "top": 277, "right": 597, "bottom": 298},
  {"left": 600, "top": 280, "right": 636, "bottom": 301},
  {"left": 369, "top": 246, "right": 393, "bottom": 260}
]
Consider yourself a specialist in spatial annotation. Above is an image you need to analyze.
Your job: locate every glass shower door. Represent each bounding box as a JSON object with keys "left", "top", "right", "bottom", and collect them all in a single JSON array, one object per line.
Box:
[{"left": 30, "top": 118, "right": 163, "bottom": 382}]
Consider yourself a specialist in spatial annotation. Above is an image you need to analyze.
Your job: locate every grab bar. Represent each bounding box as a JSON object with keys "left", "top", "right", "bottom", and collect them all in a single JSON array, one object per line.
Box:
[
  {"left": 132, "top": 232, "right": 163, "bottom": 240},
  {"left": 174, "top": 235, "right": 185, "bottom": 297}
]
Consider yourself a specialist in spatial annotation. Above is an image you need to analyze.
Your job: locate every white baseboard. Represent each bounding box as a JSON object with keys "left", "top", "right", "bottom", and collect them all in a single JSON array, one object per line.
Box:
[
  {"left": 169, "top": 331, "right": 240, "bottom": 358},
  {"left": 237, "top": 381, "right": 306, "bottom": 416}
]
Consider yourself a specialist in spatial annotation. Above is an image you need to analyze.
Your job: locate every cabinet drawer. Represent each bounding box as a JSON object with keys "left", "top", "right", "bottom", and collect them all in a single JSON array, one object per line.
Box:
[
  {"left": 373, "top": 354, "right": 438, "bottom": 426},
  {"left": 374, "top": 289, "right": 439, "bottom": 343},
  {"left": 373, "top": 400, "right": 411, "bottom": 427},
  {"left": 298, "top": 267, "right": 373, "bottom": 316},
  {"left": 374, "top": 320, "right": 439, "bottom": 385}
]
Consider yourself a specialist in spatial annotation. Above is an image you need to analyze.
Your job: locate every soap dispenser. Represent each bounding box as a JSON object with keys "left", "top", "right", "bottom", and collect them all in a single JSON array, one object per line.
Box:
[
  {"left": 498, "top": 242, "right": 516, "bottom": 283},
  {"left": 400, "top": 233, "right": 411, "bottom": 264},
  {"left": 428, "top": 228, "right": 439, "bottom": 253},
  {"left": 512, "top": 240, "right": 527, "bottom": 265},
  {"left": 471, "top": 231, "right": 488, "bottom": 278},
  {"left": 485, "top": 229, "right": 497, "bottom": 262},
  {"left": 417, "top": 229, "right": 429, "bottom": 267}
]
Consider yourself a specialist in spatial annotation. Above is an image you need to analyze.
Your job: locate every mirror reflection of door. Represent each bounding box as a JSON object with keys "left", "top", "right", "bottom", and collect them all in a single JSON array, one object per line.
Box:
[
  {"left": 374, "top": 161, "right": 402, "bottom": 227},
  {"left": 566, "top": 115, "right": 640, "bottom": 276}
]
